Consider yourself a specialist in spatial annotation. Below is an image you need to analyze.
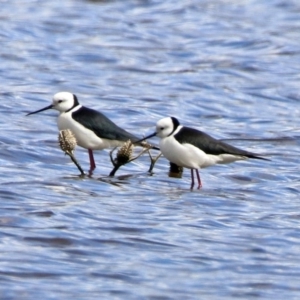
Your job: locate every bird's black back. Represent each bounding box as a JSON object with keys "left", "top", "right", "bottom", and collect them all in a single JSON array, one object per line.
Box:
[
  {"left": 72, "top": 106, "right": 139, "bottom": 142},
  {"left": 174, "top": 126, "right": 267, "bottom": 160}
]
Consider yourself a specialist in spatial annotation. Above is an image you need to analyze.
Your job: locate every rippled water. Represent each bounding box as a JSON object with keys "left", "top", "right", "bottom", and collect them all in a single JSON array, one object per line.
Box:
[{"left": 1, "top": 0, "right": 300, "bottom": 299}]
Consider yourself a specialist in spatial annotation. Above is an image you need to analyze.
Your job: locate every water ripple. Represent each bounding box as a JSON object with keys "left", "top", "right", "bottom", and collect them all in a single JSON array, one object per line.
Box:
[{"left": 1, "top": 0, "right": 300, "bottom": 299}]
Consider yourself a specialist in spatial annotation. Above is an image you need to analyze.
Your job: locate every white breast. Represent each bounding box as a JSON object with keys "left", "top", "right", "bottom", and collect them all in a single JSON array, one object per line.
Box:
[
  {"left": 159, "top": 137, "right": 209, "bottom": 169},
  {"left": 57, "top": 112, "right": 124, "bottom": 150}
]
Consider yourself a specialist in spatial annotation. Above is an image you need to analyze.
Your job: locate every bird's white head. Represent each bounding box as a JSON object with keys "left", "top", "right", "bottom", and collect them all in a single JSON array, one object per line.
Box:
[
  {"left": 52, "top": 92, "right": 79, "bottom": 112},
  {"left": 134, "top": 117, "right": 181, "bottom": 143},
  {"left": 27, "top": 92, "right": 80, "bottom": 116},
  {"left": 156, "top": 117, "right": 180, "bottom": 138}
]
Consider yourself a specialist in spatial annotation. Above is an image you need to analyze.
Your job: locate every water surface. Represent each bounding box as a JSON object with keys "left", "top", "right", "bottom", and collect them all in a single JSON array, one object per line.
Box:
[{"left": 1, "top": 0, "right": 300, "bottom": 299}]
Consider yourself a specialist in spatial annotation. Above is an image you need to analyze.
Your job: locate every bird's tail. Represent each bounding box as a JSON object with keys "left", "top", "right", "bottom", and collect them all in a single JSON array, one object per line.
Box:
[{"left": 246, "top": 154, "right": 270, "bottom": 161}]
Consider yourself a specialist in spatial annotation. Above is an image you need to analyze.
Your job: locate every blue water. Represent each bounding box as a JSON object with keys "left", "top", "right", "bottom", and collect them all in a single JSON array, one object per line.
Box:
[{"left": 1, "top": 0, "right": 300, "bottom": 299}]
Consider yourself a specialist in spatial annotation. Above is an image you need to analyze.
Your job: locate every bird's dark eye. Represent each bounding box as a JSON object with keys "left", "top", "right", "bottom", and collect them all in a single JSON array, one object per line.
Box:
[
  {"left": 160, "top": 127, "right": 164, "bottom": 130},
  {"left": 58, "top": 100, "right": 63, "bottom": 103}
]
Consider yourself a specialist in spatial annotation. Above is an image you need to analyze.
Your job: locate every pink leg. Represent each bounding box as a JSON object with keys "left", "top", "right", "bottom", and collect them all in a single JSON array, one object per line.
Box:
[
  {"left": 88, "top": 149, "right": 96, "bottom": 171},
  {"left": 195, "top": 169, "right": 202, "bottom": 189},
  {"left": 190, "top": 169, "right": 195, "bottom": 189}
]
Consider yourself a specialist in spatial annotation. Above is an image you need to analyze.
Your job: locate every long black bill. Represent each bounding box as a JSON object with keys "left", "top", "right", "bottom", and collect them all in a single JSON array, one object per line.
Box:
[
  {"left": 134, "top": 132, "right": 157, "bottom": 144},
  {"left": 26, "top": 104, "right": 53, "bottom": 116}
]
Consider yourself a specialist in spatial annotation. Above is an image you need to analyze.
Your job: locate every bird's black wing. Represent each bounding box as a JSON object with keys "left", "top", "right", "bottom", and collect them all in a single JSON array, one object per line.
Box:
[
  {"left": 174, "top": 127, "right": 267, "bottom": 160},
  {"left": 72, "top": 106, "right": 139, "bottom": 142}
]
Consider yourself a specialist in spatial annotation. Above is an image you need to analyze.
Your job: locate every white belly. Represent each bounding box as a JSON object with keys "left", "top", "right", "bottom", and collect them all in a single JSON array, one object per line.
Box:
[
  {"left": 57, "top": 113, "right": 124, "bottom": 150},
  {"left": 160, "top": 137, "right": 247, "bottom": 169},
  {"left": 159, "top": 137, "right": 207, "bottom": 169}
]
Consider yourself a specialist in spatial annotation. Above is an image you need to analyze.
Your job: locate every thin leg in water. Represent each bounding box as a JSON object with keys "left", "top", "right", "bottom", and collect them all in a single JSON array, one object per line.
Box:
[
  {"left": 195, "top": 169, "right": 202, "bottom": 189},
  {"left": 88, "top": 149, "right": 96, "bottom": 172},
  {"left": 190, "top": 169, "right": 195, "bottom": 189}
]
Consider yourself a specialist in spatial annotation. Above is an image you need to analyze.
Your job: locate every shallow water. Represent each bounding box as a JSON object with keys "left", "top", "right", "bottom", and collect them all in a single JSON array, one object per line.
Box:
[{"left": 1, "top": 0, "right": 300, "bottom": 299}]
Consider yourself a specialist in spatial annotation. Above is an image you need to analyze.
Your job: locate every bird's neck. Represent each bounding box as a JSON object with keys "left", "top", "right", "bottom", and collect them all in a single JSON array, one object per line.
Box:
[{"left": 61, "top": 104, "right": 82, "bottom": 115}]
